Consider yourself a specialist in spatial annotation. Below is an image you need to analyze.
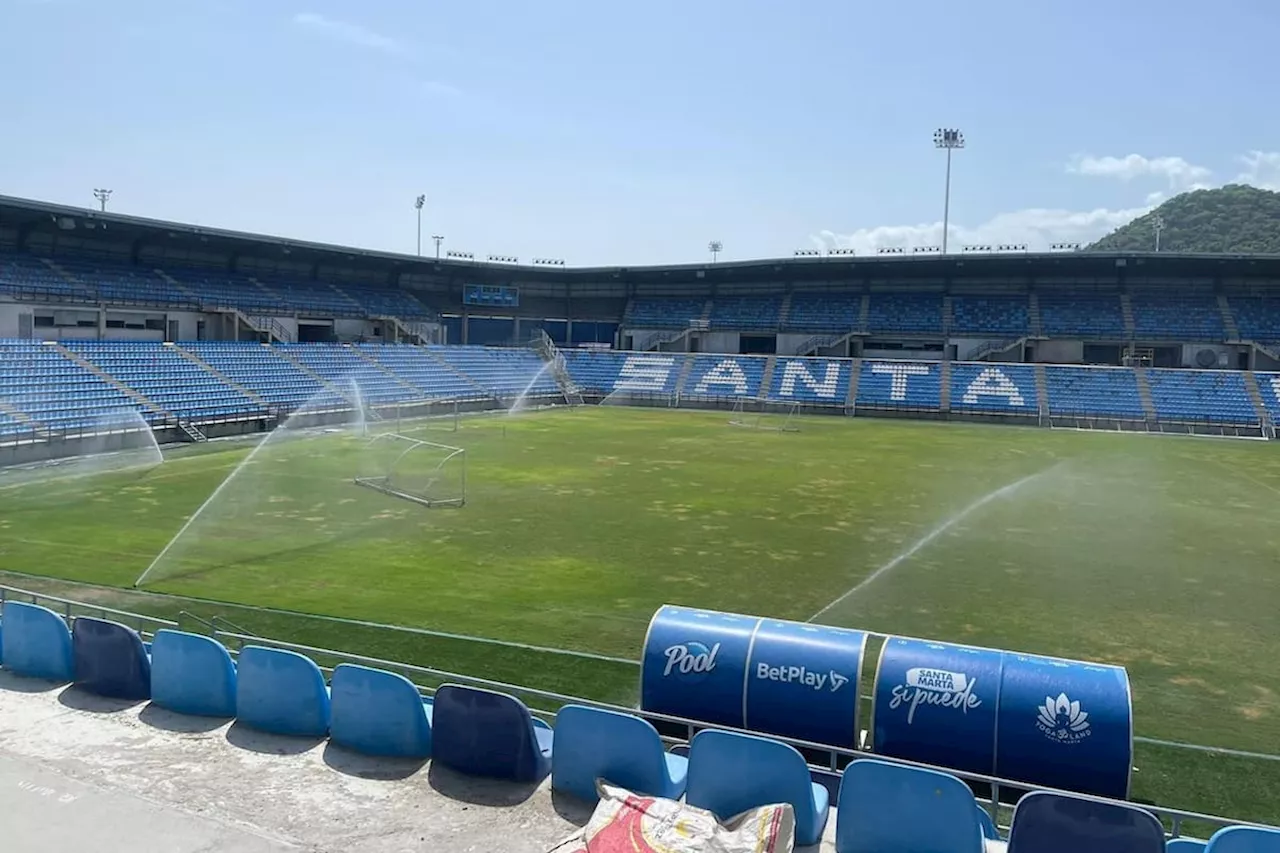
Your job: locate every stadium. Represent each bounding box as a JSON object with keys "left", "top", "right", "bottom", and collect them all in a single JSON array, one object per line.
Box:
[{"left": 2, "top": 190, "right": 1280, "bottom": 852}]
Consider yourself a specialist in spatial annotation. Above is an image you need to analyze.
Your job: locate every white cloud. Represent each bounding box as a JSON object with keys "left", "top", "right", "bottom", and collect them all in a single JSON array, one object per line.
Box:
[
  {"left": 292, "top": 12, "right": 406, "bottom": 56},
  {"left": 1235, "top": 151, "right": 1280, "bottom": 191},
  {"left": 1068, "top": 154, "right": 1212, "bottom": 190},
  {"left": 811, "top": 204, "right": 1153, "bottom": 255}
]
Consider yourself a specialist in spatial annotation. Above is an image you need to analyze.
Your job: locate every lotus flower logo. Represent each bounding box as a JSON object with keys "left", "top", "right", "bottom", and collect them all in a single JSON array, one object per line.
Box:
[{"left": 1036, "top": 693, "right": 1091, "bottom": 744}]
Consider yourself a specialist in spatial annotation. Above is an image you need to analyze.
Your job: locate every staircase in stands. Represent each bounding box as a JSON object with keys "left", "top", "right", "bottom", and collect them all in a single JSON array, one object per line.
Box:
[
  {"left": 1120, "top": 294, "right": 1137, "bottom": 340},
  {"left": 1243, "top": 371, "right": 1271, "bottom": 429},
  {"left": 1218, "top": 295, "right": 1241, "bottom": 341},
  {"left": 939, "top": 361, "right": 952, "bottom": 413},
  {"left": 777, "top": 294, "right": 793, "bottom": 328},
  {"left": 1132, "top": 368, "right": 1158, "bottom": 422},
  {"left": 758, "top": 356, "right": 778, "bottom": 399},
  {"left": 423, "top": 350, "right": 489, "bottom": 399},
  {"left": 941, "top": 296, "right": 954, "bottom": 338},
  {"left": 37, "top": 258, "right": 94, "bottom": 300},
  {"left": 674, "top": 356, "right": 697, "bottom": 399},
  {"left": 858, "top": 294, "right": 870, "bottom": 334},
  {"left": 531, "top": 331, "right": 584, "bottom": 406},
  {"left": 1033, "top": 364, "right": 1050, "bottom": 425},
  {"left": 350, "top": 347, "right": 429, "bottom": 397},
  {"left": 845, "top": 358, "right": 862, "bottom": 414},
  {"left": 1028, "top": 293, "right": 1044, "bottom": 338},
  {"left": 174, "top": 346, "right": 267, "bottom": 408},
  {"left": 177, "top": 421, "right": 208, "bottom": 442}
]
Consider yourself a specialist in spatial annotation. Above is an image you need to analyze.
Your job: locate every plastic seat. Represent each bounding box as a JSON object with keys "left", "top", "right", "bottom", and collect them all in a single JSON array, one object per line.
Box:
[
  {"left": 551, "top": 704, "right": 688, "bottom": 803},
  {"left": 1168, "top": 840, "right": 1207, "bottom": 853},
  {"left": 149, "top": 629, "right": 237, "bottom": 717},
  {"left": 329, "top": 663, "right": 433, "bottom": 758},
  {"left": 235, "top": 645, "right": 331, "bottom": 737},
  {"left": 0, "top": 601, "right": 74, "bottom": 682},
  {"left": 1204, "top": 827, "right": 1280, "bottom": 853},
  {"left": 685, "top": 729, "right": 830, "bottom": 847},
  {"left": 835, "top": 758, "right": 984, "bottom": 853},
  {"left": 1007, "top": 791, "right": 1164, "bottom": 853},
  {"left": 431, "top": 683, "right": 553, "bottom": 782},
  {"left": 71, "top": 617, "right": 151, "bottom": 700}
]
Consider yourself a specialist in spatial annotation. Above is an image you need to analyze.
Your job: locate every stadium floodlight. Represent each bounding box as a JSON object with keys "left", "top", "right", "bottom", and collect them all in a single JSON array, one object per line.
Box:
[
  {"left": 432, "top": 235, "right": 444, "bottom": 258},
  {"left": 876, "top": 247, "right": 906, "bottom": 255},
  {"left": 997, "top": 243, "right": 1029, "bottom": 253},
  {"left": 93, "top": 188, "right": 112, "bottom": 212},
  {"left": 487, "top": 254, "right": 519, "bottom": 264},
  {"left": 912, "top": 246, "right": 942, "bottom": 254},
  {"left": 414, "top": 194, "right": 426, "bottom": 256},
  {"left": 829, "top": 248, "right": 856, "bottom": 256},
  {"left": 794, "top": 248, "right": 822, "bottom": 257},
  {"left": 1050, "top": 242, "right": 1081, "bottom": 252},
  {"left": 1153, "top": 214, "right": 1165, "bottom": 252},
  {"left": 933, "top": 128, "right": 964, "bottom": 253},
  {"left": 962, "top": 244, "right": 993, "bottom": 253},
  {"left": 445, "top": 249, "right": 475, "bottom": 261},
  {"left": 532, "top": 257, "right": 567, "bottom": 266},
  {"left": 708, "top": 240, "right": 723, "bottom": 263}
]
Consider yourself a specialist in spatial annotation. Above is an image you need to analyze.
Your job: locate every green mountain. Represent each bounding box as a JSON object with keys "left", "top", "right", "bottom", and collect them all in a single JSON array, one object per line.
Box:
[{"left": 1087, "top": 184, "right": 1280, "bottom": 254}]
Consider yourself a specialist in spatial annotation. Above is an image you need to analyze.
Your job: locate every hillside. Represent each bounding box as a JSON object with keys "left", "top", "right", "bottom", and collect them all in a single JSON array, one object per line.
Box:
[{"left": 1087, "top": 184, "right": 1280, "bottom": 254}]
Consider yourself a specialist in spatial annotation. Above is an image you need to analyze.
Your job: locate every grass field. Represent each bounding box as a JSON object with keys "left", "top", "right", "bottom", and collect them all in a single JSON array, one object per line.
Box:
[{"left": 2, "top": 406, "right": 1280, "bottom": 826}]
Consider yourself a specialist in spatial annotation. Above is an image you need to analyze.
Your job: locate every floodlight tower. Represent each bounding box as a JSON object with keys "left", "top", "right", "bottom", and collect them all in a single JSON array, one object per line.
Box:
[
  {"left": 1153, "top": 214, "right": 1165, "bottom": 252},
  {"left": 933, "top": 128, "right": 964, "bottom": 253},
  {"left": 432, "top": 235, "right": 444, "bottom": 259},
  {"left": 93, "top": 188, "right": 113, "bottom": 212},
  {"left": 708, "top": 240, "right": 723, "bottom": 263},
  {"left": 414, "top": 194, "right": 426, "bottom": 256}
]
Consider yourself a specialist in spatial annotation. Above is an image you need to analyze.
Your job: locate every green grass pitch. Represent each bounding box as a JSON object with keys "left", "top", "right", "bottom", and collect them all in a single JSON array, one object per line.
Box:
[{"left": 2, "top": 406, "right": 1279, "bottom": 826}]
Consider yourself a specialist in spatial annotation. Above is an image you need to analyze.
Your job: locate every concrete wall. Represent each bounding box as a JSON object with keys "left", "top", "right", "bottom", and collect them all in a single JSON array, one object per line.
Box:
[
  {"left": 863, "top": 346, "right": 942, "bottom": 361},
  {"left": 1034, "top": 340, "right": 1084, "bottom": 364},
  {"left": 776, "top": 333, "right": 813, "bottom": 355},
  {"left": 696, "top": 332, "right": 740, "bottom": 354}
]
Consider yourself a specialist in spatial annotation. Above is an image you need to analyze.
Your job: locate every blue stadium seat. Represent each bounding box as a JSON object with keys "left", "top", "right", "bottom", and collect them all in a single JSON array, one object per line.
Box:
[
  {"left": 1131, "top": 296, "right": 1224, "bottom": 340},
  {"left": 857, "top": 360, "right": 942, "bottom": 410},
  {"left": 562, "top": 350, "right": 685, "bottom": 397},
  {"left": 1039, "top": 295, "right": 1125, "bottom": 338},
  {"left": 626, "top": 297, "right": 706, "bottom": 329},
  {"left": 1168, "top": 840, "right": 1208, "bottom": 853},
  {"left": 1230, "top": 297, "right": 1280, "bottom": 342},
  {"left": 431, "top": 683, "right": 553, "bottom": 782},
  {"left": 235, "top": 645, "right": 331, "bottom": 738},
  {"left": 427, "top": 345, "right": 559, "bottom": 399},
  {"left": 835, "top": 758, "right": 984, "bottom": 853},
  {"left": 769, "top": 357, "right": 851, "bottom": 404},
  {"left": 1007, "top": 791, "right": 1164, "bottom": 853},
  {"left": 71, "top": 617, "right": 151, "bottom": 701},
  {"left": 684, "top": 355, "right": 766, "bottom": 399},
  {"left": 329, "top": 663, "right": 433, "bottom": 758},
  {"left": 1204, "top": 827, "right": 1280, "bottom": 853},
  {"left": 867, "top": 293, "right": 944, "bottom": 335},
  {"left": 786, "top": 292, "right": 861, "bottom": 333},
  {"left": 149, "top": 629, "right": 238, "bottom": 718},
  {"left": 950, "top": 363, "right": 1039, "bottom": 415},
  {"left": 709, "top": 296, "right": 782, "bottom": 331},
  {"left": 1145, "top": 370, "right": 1258, "bottom": 424},
  {"left": 1044, "top": 366, "right": 1145, "bottom": 419},
  {"left": 685, "top": 729, "right": 830, "bottom": 847},
  {"left": 951, "top": 295, "right": 1030, "bottom": 336},
  {"left": 550, "top": 704, "right": 688, "bottom": 804},
  {"left": 0, "top": 601, "right": 74, "bottom": 682}
]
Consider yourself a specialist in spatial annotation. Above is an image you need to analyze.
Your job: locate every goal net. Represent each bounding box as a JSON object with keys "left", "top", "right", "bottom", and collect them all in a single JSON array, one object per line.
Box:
[
  {"left": 353, "top": 433, "right": 466, "bottom": 508},
  {"left": 728, "top": 397, "right": 800, "bottom": 432}
]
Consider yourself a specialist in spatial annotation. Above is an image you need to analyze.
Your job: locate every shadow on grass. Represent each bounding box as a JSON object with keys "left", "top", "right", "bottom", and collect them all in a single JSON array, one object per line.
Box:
[
  {"left": 57, "top": 684, "right": 146, "bottom": 713},
  {"left": 224, "top": 720, "right": 324, "bottom": 756},
  {"left": 138, "top": 702, "right": 230, "bottom": 734},
  {"left": 321, "top": 741, "right": 427, "bottom": 781},
  {"left": 427, "top": 761, "right": 542, "bottom": 807}
]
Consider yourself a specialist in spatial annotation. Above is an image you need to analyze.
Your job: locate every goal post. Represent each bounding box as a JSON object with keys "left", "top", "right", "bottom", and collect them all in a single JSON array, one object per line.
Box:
[
  {"left": 353, "top": 433, "right": 466, "bottom": 508},
  {"left": 728, "top": 396, "right": 800, "bottom": 432}
]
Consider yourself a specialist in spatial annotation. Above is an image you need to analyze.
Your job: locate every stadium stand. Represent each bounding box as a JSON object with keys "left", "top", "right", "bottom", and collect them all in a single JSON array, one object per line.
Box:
[
  {"left": 277, "top": 342, "right": 416, "bottom": 405},
  {"left": 1038, "top": 294, "right": 1126, "bottom": 338},
  {"left": 0, "top": 339, "right": 148, "bottom": 432},
  {"left": 183, "top": 341, "right": 326, "bottom": 410},
  {"left": 1043, "top": 365, "right": 1146, "bottom": 419},
  {"left": 252, "top": 275, "right": 363, "bottom": 316},
  {"left": 561, "top": 350, "right": 682, "bottom": 397},
  {"left": 708, "top": 295, "right": 782, "bottom": 331},
  {"left": 1144, "top": 369, "right": 1258, "bottom": 424},
  {"left": 66, "top": 340, "right": 265, "bottom": 422},
  {"left": 164, "top": 266, "right": 291, "bottom": 314},
  {"left": 684, "top": 354, "right": 766, "bottom": 399},
  {"left": 54, "top": 256, "right": 194, "bottom": 306},
  {"left": 1256, "top": 373, "right": 1280, "bottom": 423},
  {"left": 625, "top": 297, "right": 705, "bottom": 329},
  {"left": 427, "top": 345, "right": 559, "bottom": 399},
  {"left": 949, "top": 363, "right": 1039, "bottom": 415},
  {"left": 1229, "top": 296, "right": 1280, "bottom": 343},
  {"left": 0, "top": 251, "right": 94, "bottom": 300},
  {"left": 856, "top": 359, "right": 942, "bottom": 409},
  {"left": 1131, "top": 295, "right": 1225, "bottom": 340},
  {"left": 950, "top": 295, "right": 1030, "bottom": 337},
  {"left": 866, "top": 293, "right": 944, "bottom": 335},
  {"left": 357, "top": 343, "right": 485, "bottom": 400},
  {"left": 784, "top": 291, "right": 862, "bottom": 333}
]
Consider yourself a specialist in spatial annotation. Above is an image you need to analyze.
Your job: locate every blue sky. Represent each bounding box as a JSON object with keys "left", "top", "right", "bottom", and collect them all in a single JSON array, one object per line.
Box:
[{"left": 2, "top": 0, "right": 1278, "bottom": 265}]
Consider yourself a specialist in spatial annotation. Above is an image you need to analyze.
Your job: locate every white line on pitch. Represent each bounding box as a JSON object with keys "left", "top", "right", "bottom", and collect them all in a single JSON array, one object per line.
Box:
[
  {"left": 1134, "top": 736, "right": 1280, "bottom": 762},
  {"left": 806, "top": 464, "right": 1060, "bottom": 623}
]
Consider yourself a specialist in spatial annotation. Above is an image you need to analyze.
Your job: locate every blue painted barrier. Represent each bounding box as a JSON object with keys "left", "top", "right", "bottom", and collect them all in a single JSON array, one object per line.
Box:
[
  {"left": 641, "top": 605, "right": 866, "bottom": 746},
  {"left": 995, "top": 653, "right": 1132, "bottom": 799},
  {"left": 872, "top": 636, "right": 1003, "bottom": 776}
]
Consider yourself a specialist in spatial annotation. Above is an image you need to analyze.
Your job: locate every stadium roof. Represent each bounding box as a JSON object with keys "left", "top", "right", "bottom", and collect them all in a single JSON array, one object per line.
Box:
[{"left": 6, "top": 193, "right": 1280, "bottom": 287}]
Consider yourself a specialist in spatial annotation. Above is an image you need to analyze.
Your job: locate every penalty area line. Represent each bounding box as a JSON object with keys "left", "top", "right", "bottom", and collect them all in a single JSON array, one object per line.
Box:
[{"left": 806, "top": 464, "right": 1060, "bottom": 623}]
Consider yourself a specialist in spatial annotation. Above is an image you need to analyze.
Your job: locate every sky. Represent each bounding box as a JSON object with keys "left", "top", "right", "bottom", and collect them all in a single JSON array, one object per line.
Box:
[{"left": 2, "top": 0, "right": 1279, "bottom": 266}]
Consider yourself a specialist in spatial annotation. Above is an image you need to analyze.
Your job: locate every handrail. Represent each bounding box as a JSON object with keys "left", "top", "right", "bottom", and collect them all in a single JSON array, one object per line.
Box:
[{"left": 0, "top": 584, "right": 178, "bottom": 633}]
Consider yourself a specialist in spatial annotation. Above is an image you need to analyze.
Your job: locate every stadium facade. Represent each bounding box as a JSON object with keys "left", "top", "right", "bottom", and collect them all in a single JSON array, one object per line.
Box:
[{"left": 5, "top": 192, "right": 1280, "bottom": 455}]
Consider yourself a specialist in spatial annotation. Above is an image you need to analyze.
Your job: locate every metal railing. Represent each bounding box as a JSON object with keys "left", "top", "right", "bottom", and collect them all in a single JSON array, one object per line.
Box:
[{"left": 0, "top": 585, "right": 177, "bottom": 640}]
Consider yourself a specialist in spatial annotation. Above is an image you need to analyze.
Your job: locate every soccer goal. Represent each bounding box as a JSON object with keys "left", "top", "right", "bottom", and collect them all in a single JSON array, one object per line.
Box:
[
  {"left": 728, "top": 397, "right": 800, "bottom": 432},
  {"left": 353, "top": 433, "right": 466, "bottom": 507}
]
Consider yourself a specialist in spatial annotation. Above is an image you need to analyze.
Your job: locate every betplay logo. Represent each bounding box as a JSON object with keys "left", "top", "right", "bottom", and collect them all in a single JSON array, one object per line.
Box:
[
  {"left": 888, "top": 667, "right": 983, "bottom": 724},
  {"left": 755, "top": 663, "right": 850, "bottom": 693},
  {"left": 662, "top": 642, "right": 720, "bottom": 679}
]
